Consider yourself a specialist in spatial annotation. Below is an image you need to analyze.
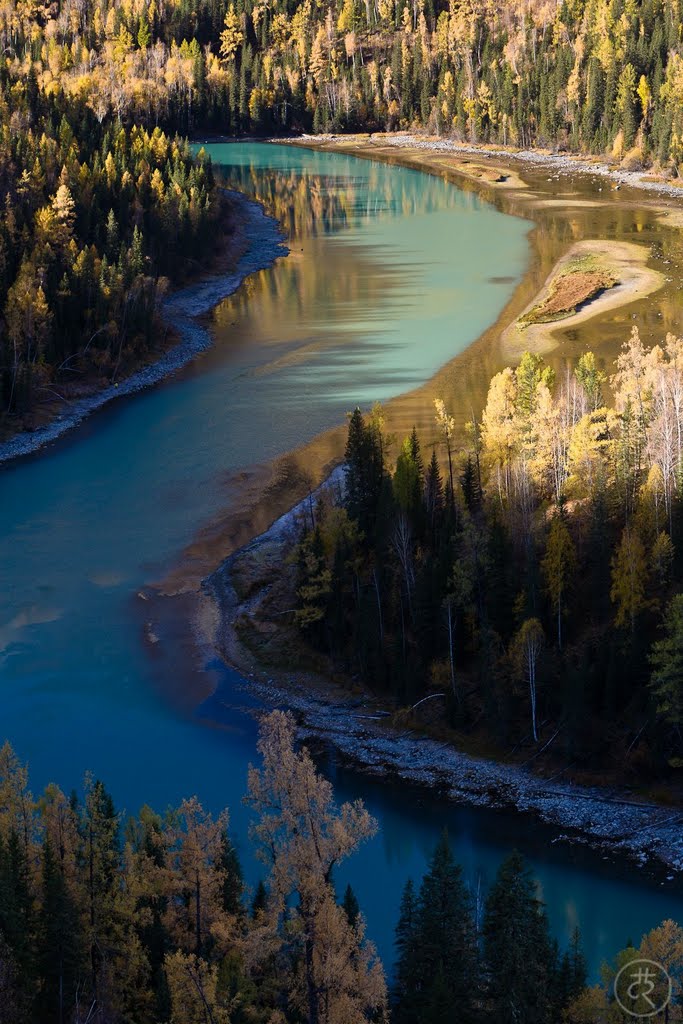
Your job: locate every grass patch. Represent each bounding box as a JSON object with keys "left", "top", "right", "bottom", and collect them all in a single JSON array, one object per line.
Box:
[{"left": 520, "top": 254, "right": 617, "bottom": 325}]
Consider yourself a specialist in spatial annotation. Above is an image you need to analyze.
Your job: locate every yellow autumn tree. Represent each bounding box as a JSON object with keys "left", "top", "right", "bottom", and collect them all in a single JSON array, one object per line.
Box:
[
  {"left": 247, "top": 711, "right": 387, "bottom": 1024},
  {"left": 610, "top": 525, "right": 652, "bottom": 631},
  {"left": 481, "top": 366, "right": 518, "bottom": 503},
  {"left": 220, "top": 5, "right": 243, "bottom": 62},
  {"left": 164, "top": 951, "right": 231, "bottom": 1024}
]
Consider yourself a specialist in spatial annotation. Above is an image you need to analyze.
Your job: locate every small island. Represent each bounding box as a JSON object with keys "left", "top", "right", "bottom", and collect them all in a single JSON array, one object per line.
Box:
[
  {"left": 519, "top": 253, "right": 617, "bottom": 325},
  {"left": 504, "top": 239, "right": 665, "bottom": 358}
]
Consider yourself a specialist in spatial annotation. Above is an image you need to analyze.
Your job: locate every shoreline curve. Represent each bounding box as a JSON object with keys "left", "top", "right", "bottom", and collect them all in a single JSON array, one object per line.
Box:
[
  {"left": 0, "top": 190, "right": 289, "bottom": 466},
  {"left": 203, "top": 476, "right": 683, "bottom": 878}
]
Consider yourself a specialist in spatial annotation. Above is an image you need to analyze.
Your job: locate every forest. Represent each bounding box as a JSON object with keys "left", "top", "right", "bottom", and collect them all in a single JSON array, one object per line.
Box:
[
  {"left": 0, "top": 718, "right": 680, "bottom": 1024},
  {"left": 288, "top": 329, "right": 683, "bottom": 782},
  {"left": 0, "top": 80, "right": 219, "bottom": 421},
  {"left": 2, "top": 0, "right": 683, "bottom": 152},
  {"left": 0, "top": 80, "right": 218, "bottom": 420}
]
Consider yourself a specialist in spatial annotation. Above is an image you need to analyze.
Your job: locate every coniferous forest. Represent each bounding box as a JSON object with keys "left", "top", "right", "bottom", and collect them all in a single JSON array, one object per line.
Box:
[
  {"left": 0, "top": 113, "right": 217, "bottom": 417},
  {"left": 2, "top": 0, "right": 683, "bottom": 150},
  {"left": 291, "top": 335, "right": 683, "bottom": 779}
]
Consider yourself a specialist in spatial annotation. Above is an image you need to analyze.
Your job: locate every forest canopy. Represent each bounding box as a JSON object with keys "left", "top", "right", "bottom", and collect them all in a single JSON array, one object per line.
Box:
[
  {"left": 287, "top": 330, "right": 683, "bottom": 781},
  {"left": 2, "top": 0, "right": 683, "bottom": 156}
]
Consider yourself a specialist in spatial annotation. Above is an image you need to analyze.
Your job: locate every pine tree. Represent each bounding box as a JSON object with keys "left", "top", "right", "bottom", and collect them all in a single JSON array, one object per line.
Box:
[
  {"left": 36, "top": 838, "right": 82, "bottom": 1024},
  {"left": 342, "top": 883, "right": 360, "bottom": 928},
  {"left": 483, "top": 850, "right": 558, "bottom": 1024},
  {"left": 393, "top": 878, "right": 420, "bottom": 1024}
]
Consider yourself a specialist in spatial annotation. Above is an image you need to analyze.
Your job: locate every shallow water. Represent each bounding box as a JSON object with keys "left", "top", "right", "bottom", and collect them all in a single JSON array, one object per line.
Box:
[{"left": 0, "top": 142, "right": 681, "bottom": 978}]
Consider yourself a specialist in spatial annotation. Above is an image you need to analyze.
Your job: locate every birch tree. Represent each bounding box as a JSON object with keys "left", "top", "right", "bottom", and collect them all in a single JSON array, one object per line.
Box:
[{"left": 511, "top": 618, "right": 544, "bottom": 742}]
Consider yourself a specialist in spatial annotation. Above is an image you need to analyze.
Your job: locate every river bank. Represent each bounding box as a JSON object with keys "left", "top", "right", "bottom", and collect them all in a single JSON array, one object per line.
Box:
[
  {"left": 281, "top": 133, "right": 679, "bottom": 371},
  {"left": 291, "top": 131, "right": 683, "bottom": 201},
  {"left": 202, "top": 475, "right": 683, "bottom": 879},
  {"left": 154, "top": 134, "right": 683, "bottom": 604},
  {"left": 0, "top": 190, "right": 288, "bottom": 465}
]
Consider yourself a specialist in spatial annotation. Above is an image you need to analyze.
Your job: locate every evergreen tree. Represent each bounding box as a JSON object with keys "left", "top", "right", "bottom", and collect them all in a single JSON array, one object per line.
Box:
[
  {"left": 35, "top": 839, "right": 82, "bottom": 1024},
  {"left": 342, "top": 883, "right": 360, "bottom": 928},
  {"left": 344, "top": 407, "right": 385, "bottom": 536},
  {"left": 483, "top": 850, "right": 558, "bottom": 1024},
  {"left": 413, "top": 833, "right": 479, "bottom": 1023},
  {"left": 649, "top": 593, "right": 683, "bottom": 756},
  {"left": 250, "top": 879, "right": 268, "bottom": 920},
  {"left": 393, "top": 878, "right": 419, "bottom": 1023},
  {"left": 556, "top": 926, "right": 588, "bottom": 1011},
  {"left": 220, "top": 831, "right": 243, "bottom": 916},
  {"left": 0, "top": 831, "right": 35, "bottom": 987},
  {"left": 80, "top": 778, "right": 120, "bottom": 1006},
  {"left": 424, "top": 450, "right": 445, "bottom": 540}
]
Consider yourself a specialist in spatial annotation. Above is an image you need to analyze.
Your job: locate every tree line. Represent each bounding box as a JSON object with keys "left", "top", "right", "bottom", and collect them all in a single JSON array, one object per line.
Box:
[
  {"left": 1, "top": 718, "right": 680, "bottom": 1023},
  {"left": 292, "top": 329, "right": 683, "bottom": 779},
  {"left": 4, "top": 0, "right": 683, "bottom": 160}
]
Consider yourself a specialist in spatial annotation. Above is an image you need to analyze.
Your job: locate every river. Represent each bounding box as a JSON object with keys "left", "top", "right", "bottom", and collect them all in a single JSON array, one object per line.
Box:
[{"left": 0, "top": 141, "right": 680, "bottom": 978}]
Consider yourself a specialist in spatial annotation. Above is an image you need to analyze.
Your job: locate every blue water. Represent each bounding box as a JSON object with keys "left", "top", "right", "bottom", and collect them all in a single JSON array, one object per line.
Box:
[{"left": 0, "top": 143, "right": 680, "bottom": 978}]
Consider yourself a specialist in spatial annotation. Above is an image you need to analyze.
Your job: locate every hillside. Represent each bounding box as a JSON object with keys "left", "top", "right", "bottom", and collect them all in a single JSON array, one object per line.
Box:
[{"left": 2, "top": 0, "right": 682, "bottom": 156}]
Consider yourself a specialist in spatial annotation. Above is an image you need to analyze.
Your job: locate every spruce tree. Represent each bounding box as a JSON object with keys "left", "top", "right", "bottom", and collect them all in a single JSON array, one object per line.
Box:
[
  {"left": 80, "top": 779, "right": 120, "bottom": 1006},
  {"left": 36, "top": 839, "right": 82, "bottom": 1024},
  {"left": 0, "top": 831, "right": 35, "bottom": 987},
  {"left": 424, "top": 449, "right": 444, "bottom": 541},
  {"left": 414, "top": 831, "right": 479, "bottom": 1022},
  {"left": 344, "top": 407, "right": 385, "bottom": 536},
  {"left": 342, "top": 883, "right": 360, "bottom": 928},
  {"left": 483, "top": 850, "right": 558, "bottom": 1024},
  {"left": 394, "top": 833, "right": 480, "bottom": 1024},
  {"left": 0, "top": 932, "right": 25, "bottom": 1024},
  {"left": 220, "top": 831, "right": 243, "bottom": 917},
  {"left": 393, "top": 878, "right": 420, "bottom": 1024},
  {"left": 556, "top": 926, "right": 588, "bottom": 1012},
  {"left": 250, "top": 879, "right": 268, "bottom": 919}
]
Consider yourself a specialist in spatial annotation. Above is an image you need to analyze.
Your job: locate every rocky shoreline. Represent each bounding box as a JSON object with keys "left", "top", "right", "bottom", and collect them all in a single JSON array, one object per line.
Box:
[
  {"left": 0, "top": 190, "right": 288, "bottom": 465},
  {"left": 205, "top": 474, "right": 683, "bottom": 880},
  {"left": 300, "top": 132, "right": 683, "bottom": 201},
  {"left": 254, "top": 677, "right": 683, "bottom": 877}
]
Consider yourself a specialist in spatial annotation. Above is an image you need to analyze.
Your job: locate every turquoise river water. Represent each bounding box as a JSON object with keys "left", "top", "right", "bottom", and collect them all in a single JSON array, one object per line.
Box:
[{"left": 0, "top": 142, "right": 681, "bottom": 978}]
